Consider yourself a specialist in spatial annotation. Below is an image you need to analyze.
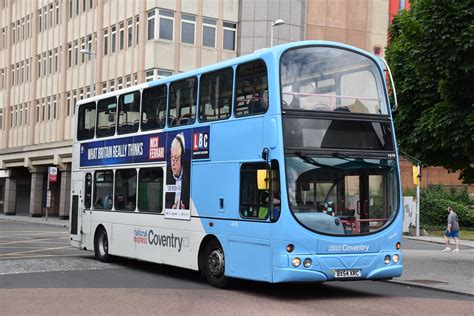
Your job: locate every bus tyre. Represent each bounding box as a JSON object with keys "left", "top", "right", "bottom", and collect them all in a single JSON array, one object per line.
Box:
[
  {"left": 94, "top": 227, "right": 111, "bottom": 262},
  {"left": 204, "top": 239, "right": 229, "bottom": 288}
]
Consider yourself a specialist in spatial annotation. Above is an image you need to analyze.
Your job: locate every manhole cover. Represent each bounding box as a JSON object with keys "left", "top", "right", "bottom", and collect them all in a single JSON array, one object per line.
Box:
[{"left": 406, "top": 279, "right": 449, "bottom": 285}]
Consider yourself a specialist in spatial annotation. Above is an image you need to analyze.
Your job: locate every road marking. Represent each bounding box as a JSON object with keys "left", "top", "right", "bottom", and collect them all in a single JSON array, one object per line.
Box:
[
  {"left": 0, "top": 246, "right": 73, "bottom": 257},
  {"left": 0, "top": 253, "right": 90, "bottom": 260},
  {"left": 0, "top": 231, "right": 67, "bottom": 238},
  {"left": 0, "top": 237, "right": 68, "bottom": 246}
]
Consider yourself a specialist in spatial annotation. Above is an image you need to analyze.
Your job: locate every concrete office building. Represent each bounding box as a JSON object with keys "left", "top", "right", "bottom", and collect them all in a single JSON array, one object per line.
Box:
[{"left": 0, "top": 0, "right": 239, "bottom": 218}]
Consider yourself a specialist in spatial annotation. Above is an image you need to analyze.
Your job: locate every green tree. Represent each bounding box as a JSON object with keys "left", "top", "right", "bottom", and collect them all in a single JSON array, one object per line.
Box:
[{"left": 386, "top": 0, "right": 474, "bottom": 183}]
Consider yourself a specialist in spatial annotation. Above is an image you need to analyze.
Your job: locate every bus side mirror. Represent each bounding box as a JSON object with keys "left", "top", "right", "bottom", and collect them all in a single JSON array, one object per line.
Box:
[{"left": 257, "top": 170, "right": 269, "bottom": 190}]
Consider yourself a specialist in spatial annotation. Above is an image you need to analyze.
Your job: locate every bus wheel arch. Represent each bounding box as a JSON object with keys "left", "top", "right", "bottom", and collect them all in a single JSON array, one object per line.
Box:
[
  {"left": 198, "top": 235, "right": 229, "bottom": 288},
  {"left": 94, "top": 225, "right": 111, "bottom": 262}
]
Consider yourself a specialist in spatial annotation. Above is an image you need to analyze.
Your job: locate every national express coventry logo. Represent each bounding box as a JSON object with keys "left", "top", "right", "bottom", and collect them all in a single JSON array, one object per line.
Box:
[{"left": 133, "top": 229, "right": 188, "bottom": 252}]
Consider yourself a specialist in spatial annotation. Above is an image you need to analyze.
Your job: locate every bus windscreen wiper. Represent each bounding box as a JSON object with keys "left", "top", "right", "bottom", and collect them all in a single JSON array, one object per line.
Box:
[{"left": 294, "top": 151, "right": 343, "bottom": 170}]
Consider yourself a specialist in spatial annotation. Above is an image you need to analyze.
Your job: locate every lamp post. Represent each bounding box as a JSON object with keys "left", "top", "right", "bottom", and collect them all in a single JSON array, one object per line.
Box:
[
  {"left": 80, "top": 49, "right": 96, "bottom": 96},
  {"left": 270, "top": 19, "right": 285, "bottom": 47}
]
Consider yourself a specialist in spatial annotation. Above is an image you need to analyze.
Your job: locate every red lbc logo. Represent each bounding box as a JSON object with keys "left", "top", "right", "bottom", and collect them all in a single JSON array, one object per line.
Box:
[
  {"left": 193, "top": 133, "right": 208, "bottom": 151},
  {"left": 48, "top": 167, "right": 58, "bottom": 183}
]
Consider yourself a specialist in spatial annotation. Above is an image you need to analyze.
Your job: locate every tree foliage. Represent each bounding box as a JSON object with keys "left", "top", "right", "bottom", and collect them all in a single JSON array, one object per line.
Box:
[{"left": 386, "top": 0, "right": 474, "bottom": 183}]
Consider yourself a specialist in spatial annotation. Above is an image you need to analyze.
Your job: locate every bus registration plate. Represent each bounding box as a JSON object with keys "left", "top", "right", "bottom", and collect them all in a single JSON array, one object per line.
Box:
[{"left": 335, "top": 269, "right": 361, "bottom": 278}]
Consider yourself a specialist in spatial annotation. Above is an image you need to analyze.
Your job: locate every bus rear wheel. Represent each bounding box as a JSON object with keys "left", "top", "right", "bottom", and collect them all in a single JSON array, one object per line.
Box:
[
  {"left": 94, "top": 227, "right": 111, "bottom": 262},
  {"left": 203, "top": 239, "right": 229, "bottom": 288}
]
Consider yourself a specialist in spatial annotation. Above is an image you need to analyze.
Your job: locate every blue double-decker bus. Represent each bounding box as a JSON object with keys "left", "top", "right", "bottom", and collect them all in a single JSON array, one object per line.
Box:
[{"left": 70, "top": 40, "right": 402, "bottom": 287}]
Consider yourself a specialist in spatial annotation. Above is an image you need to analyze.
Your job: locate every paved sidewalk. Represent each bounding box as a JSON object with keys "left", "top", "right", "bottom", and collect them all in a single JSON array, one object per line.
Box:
[
  {"left": 390, "top": 236, "right": 474, "bottom": 296},
  {"left": 0, "top": 214, "right": 69, "bottom": 228}
]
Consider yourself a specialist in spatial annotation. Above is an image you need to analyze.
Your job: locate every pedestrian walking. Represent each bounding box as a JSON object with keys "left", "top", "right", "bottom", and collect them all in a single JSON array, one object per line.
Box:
[{"left": 442, "top": 206, "right": 460, "bottom": 252}]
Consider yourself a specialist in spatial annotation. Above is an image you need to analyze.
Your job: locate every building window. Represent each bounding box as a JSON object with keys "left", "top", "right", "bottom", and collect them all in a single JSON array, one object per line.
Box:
[
  {"left": 68, "top": 43, "right": 72, "bottom": 67},
  {"left": 24, "top": 102, "right": 28, "bottom": 124},
  {"left": 0, "top": 68, "right": 4, "bottom": 89},
  {"left": 136, "top": 16, "right": 139, "bottom": 45},
  {"left": 104, "top": 29, "right": 109, "bottom": 55},
  {"left": 145, "top": 69, "right": 154, "bottom": 82},
  {"left": 79, "top": 88, "right": 84, "bottom": 100},
  {"left": 127, "top": 19, "right": 133, "bottom": 47},
  {"left": 47, "top": 97, "right": 51, "bottom": 120},
  {"left": 223, "top": 22, "right": 236, "bottom": 51},
  {"left": 44, "top": 6, "right": 48, "bottom": 30},
  {"left": 157, "top": 69, "right": 172, "bottom": 78},
  {"left": 74, "top": 40, "right": 78, "bottom": 65},
  {"left": 54, "top": 48, "right": 58, "bottom": 72},
  {"left": 76, "top": 0, "right": 80, "bottom": 15},
  {"left": 81, "top": 38, "right": 86, "bottom": 63},
  {"left": 126, "top": 75, "right": 131, "bottom": 87},
  {"left": 134, "top": 73, "right": 138, "bottom": 85},
  {"left": 20, "top": 62, "right": 24, "bottom": 83},
  {"left": 49, "top": 50, "right": 53, "bottom": 74},
  {"left": 38, "top": 9, "right": 42, "bottom": 33},
  {"left": 159, "top": 10, "right": 174, "bottom": 41},
  {"left": 69, "top": 0, "right": 73, "bottom": 19},
  {"left": 202, "top": 18, "right": 216, "bottom": 48},
  {"left": 90, "top": 0, "right": 93, "bottom": 10},
  {"left": 49, "top": 3, "right": 53, "bottom": 28},
  {"left": 119, "top": 22, "right": 125, "bottom": 50},
  {"left": 109, "top": 79, "right": 115, "bottom": 92},
  {"left": 53, "top": 95, "right": 57, "bottom": 119},
  {"left": 43, "top": 53, "right": 47, "bottom": 76},
  {"left": 181, "top": 14, "right": 195, "bottom": 44},
  {"left": 82, "top": 0, "right": 86, "bottom": 13},
  {"left": 21, "top": 18, "right": 25, "bottom": 41},
  {"left": 111, "top": 25, "right": 116, "bottom": 53},
  {"left": 37, "top": 55, "right": 41, "bottom": 78},
  {"left": 66, "top": 92, "right": 71, "bottom": 116},
  {"left": 56, "top": 0, "right": 60, "bottom": 25},
  {"left": 36, "top": 100, "right": 40, "bottom": 122},
  {"left": 117, "top": 78, "right": 123, "bottom": 90},
  {"left": 26, "top": 15, "right": 30, "bottom": 38},
  {"left": 73, "top": 90, "right": 77, "bottom": 114},
  {"left": 26, "top": 59, "right": 30, "bottom": 81},
  {"left": 147, "top": 10, "right": 155, "bottom": 40},
  {"left": 0, "top": 109, "right": 3, "bottom": 129},
  {"left": 86, "top": 86, "right": 91, "bottom": 98},
  {"left": 102, "top": 82, "right": 107, "bottom": 94},
  {"left": 87, "top": 35, "right": 92, "bottom": 60}
]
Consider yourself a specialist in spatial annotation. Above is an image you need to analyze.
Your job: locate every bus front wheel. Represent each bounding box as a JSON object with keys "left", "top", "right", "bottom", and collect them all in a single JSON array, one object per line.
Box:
[
  {"left": 204, "top": 239, "right": 229, "bottom": 288},
  {"left": 94, "top": 227, "right": 111, "bottom": 262}
]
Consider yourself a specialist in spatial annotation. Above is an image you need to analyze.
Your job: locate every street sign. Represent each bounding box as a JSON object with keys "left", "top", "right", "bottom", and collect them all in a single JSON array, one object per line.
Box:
[
  {"left": 46, "top": 190, "right": 52, "bottom": 208},
  {"left": 48, "top": 167, "right": 58, "bottom": 183}
]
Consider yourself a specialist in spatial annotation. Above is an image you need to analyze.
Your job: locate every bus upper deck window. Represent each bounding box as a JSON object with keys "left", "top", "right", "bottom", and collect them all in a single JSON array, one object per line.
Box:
[
  {"left": 199, "top": 67, "right": 233, "bottom": 122},
  {"left": 96, "top": 97, "right": 117, "bottom": 138},
  {"left": 118, "top": 91, "right": 140, "bottom": 134},
  {"left": 169, "top": 77, "right": 197, "bottom": 127},
  {"left": 235, "top": 60, "right": 268, "bottom": 117},
  {"left": 142, "top": 85, "right": 167, "bottom": 131},
  {"left": 77, "top": 101, "right": 96, "bottom": 140}
]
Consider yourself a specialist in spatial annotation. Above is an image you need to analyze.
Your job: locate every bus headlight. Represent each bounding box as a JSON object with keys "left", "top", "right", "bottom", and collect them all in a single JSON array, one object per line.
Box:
[
  {"left": 292, "top": 257, "right": 301, "bottom": 267},
  {"left": 384, "top": 255, "right": 391, "bottom": 264},
  {"left": 393, "top": 254, "right": 400, "bottom": 263},
  {"left": 303, "top": 258, "right": 312, "bottom": 268}
]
